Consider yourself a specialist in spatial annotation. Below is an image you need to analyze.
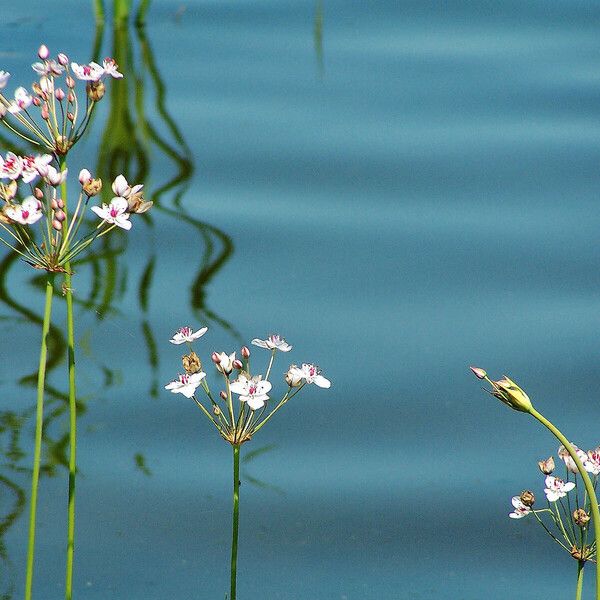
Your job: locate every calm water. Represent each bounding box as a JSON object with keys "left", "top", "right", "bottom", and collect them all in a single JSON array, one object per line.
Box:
[{"left": 2, "top": 1, "right": 600, "bottom": 598}]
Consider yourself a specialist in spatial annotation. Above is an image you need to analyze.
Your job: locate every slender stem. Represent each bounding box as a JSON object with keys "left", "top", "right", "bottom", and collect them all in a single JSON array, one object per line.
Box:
[
  {"left": 61, "top": 159, "right": 77, "bottom": 600},
  {"left": 530, "top": 407, "right": 600, "bottom": 600},
  {"left": 576, "top": 560, "right": 585, "bottom": 600},
  {"left": 94, "top": 0, "right": 105, "bottom": 23},
  {"left": 231, "top": 444, "right": 241, "bottom": 600},
  {"left": 24, "top": 275, "right": 55, "bottom": 600}
]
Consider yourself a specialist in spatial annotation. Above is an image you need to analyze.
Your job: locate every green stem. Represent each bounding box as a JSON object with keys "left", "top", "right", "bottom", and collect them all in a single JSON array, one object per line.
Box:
[
  {"left": 24, "top": 275, "right": 55, "bottom": 600},
  {"left": 530, "top": 407, "right": 600, "bottom": 600},
  {"left": 231, "top": 444, "right": 240, "bottom": 600},
  {"left": 576, "top": 560, "right": 585, "bottom": 600},
  {"left": 94, "top": 0, "right": 105, "bottom": 23},
  {"left": 61, "top": 159, "right": 77, "bottom": 600}
]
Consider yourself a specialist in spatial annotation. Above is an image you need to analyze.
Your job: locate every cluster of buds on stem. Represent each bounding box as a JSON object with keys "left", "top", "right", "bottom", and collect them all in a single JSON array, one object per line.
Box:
[
  {"left": 0, "top": 45, "right": 122, "bottom": 155},
  {"left": 165, "top": 328, "right": 331, "bottom": 445}
]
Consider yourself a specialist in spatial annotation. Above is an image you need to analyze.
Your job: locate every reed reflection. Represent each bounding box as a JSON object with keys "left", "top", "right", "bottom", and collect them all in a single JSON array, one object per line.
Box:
[{"left": 0, "top": 17, "right": 234, "bottom": 596}]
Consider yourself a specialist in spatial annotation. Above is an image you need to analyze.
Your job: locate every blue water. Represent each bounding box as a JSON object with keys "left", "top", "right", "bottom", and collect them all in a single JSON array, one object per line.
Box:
[{"left": 2, "top": 1, "right": 600, "bottom": 598}]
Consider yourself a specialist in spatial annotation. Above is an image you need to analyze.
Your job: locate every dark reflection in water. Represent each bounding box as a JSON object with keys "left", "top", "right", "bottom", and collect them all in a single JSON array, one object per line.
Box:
[{"left": 0, "top": 17, "right": 233, "bottom": 597}]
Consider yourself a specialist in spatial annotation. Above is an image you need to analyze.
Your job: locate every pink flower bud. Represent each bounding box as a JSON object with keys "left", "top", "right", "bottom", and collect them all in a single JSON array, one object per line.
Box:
[
  {"left": 67, "top": 92, "right": 75, "bottom": 103},
  {"left": 66, "top": 77, "right": 75, "bottom": 89},
  {"left": 51, "top": 198, "right": 59, "bottom": 209},
  {"left": 32, "top": 97, "right": 41, "bottom": 106},
  {"left": 219, "top": 391, "right": 227, "bottom": 401},
  {"left": 34, "top": 188, "right": 44, "bottom": 200},
  {"left": 38, "top": 45, "right": 49, "bottom": 60},
  {"left": 54, "top": 210, "right": 66, "bottom": 222},
  {"left": 211, "top": 352, "right": 220, "bottom": 365},
  {"left": 67, "top": 112, "right": 74, "bottom": 122},
  {"left": 57, "top": 198, "right": 64, "bottom": 209},
  {"left": 470, "top": 366, "right": 487, "bottom": 380},
  {"left": 36, "top": 164, "right": 49, "bottom": 177},
  {"left": 55, "top": 88, "right": 65, "bottom": 101},
  {"left": 52, "top": 219, "right": 62, "bottom": 231},
  {"left": 232, "top": 359, "right": 243, "bottom": 370},
  {"left": 241, "top": 346, "right": 250, "bottom": 359},
  {"left": 78, "top": 169, "right": 91, "bottom": 184},
  {"left": 41, "top": 105, "right": 49, "bottom": 120},
  {"left": 0, "top": 104, "right": 6, "bottom": 118},
  {"left": 57, "top": 53, "right": 68, "bottom": 66}
]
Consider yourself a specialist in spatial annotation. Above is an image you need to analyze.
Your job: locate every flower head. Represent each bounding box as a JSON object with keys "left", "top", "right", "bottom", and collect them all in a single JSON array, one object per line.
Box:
[
  {"left": 509, "top": 496, "right": 531, "bottom": 519},
  {"left": 7, "top": 87, "right": 33, "bottom": 113},
  {"left": 488, "top": 376, "right": 532, "bottom": 413},
  {"left": 111, "top": 174, "right": 151, "bottom": 213},
  {"left": 164, "top": 372, "right": 206, "bottom": 398},
  {"left": 230, "top": 374, "right": 272, "bottom": 410},
  {"left": 5, "top": 196, "right": 43, "bottom": 225},
  {"left": 91, "top": 197, "right": 131, "bottom": 230},
  {"left": 169, "top": 326, "right": 208, "bottom": 345},
  {"left": 538, "top": 456, "right": 555, "bottom": 475},
  {"left": 213, "top": 351, "right": 236, "bottom": 375},
  {"left": 0, "top": 71, "right": 10, "bottom": 89},
  {"left": 544, "top": 475, "right": 575, "bottom": 502},
  {"left": 251, "top": 334, "right": 292, "bottom": 352},
  {"left": 287, "top": 363, "right": 331, "bottom": 388},
  {"left": 584, "top": 447, "right": 600, "bottom": 475},
  {"left": 0, "top": 152, "right": 23, "bottom": 180},
  {"left": 558, "top": 444, "right": 586, "bottom": 474},
  {"left": 102, "top": 58, "right": 123, "bottom": 79},
  {"left": 70, "top": 61, "right": 104, "bottom": 81}
]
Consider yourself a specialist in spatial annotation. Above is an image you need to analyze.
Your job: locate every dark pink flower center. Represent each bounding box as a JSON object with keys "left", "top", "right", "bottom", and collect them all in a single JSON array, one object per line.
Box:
[
  {"left": 110, "top": 207, "right": 119, "bottom": 218},
  {"left": 21, "top": 210, "right": 29, "bottom": 219},
  {"left": 180, "top": 374, "right": 189, "bottom": 384},
  {"left": 249, "top": 385, "right": 257, "bottom": 395},
  {"left": 180, "top": 327, "right": 192, "bottom": 336},
  {"left": 83, "top": 66, "right": 92, "bottom": 75}
]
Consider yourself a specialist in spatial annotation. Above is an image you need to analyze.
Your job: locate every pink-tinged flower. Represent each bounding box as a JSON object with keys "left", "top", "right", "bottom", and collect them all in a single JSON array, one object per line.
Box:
[
  {"left": 5, "top": 196, "right": 43, "bottom": 225},
  {"left": 164, "top": 371, "right": 206, "bottom": 398},
  {"left": 251, "top": 334, "right": 292, "bottom": 352},
  {"left": 289, "top": 363, "right": 331, "bottom": 388},
  {"left": 91, "top": 197, "right": 131, "bottom": 230},
  {"left": 111, "top": 174, "right": 150, "bottom": 213},
  {"left": 169, "top": 326, "right": 208, "bottom": 345},
  {"left": 70, "top": 61, "right": 104, "bottom": 81},
  {"left": 21, "top": 154, "right": 52, "bottom": 183},
  {"left": 584, "top": 448, "right": 600, "bottom": 475},
  {"left": 38, "top": 45, "right": 49, "bottom": 60},
  {"left": 102, "top": 58, "right": 123, "bottom": 79},
  {"left": 0, "top": 152, "right": 23, "bottom": 180},
  {"left": 544, "top": 475, "right": 576, "bottom": 502},
  {"left": 509, "top": 496, "right": 531, "bottom": 519},
  {"left": 32, "top": 59, "right": 64, "bottom": 77},
  {"left": 469, "top": 366, "right": 487, "bottom": 380},
  {"left": 558, "top": 444, "right": 586, "bottom": 474},
  {"left": 230, "top": 374, "right": 272, "bottom": 410},
  {"left": 213, "top": 352, "right": 236, "bottom": 375},
  {"left": 44, "top": 165, "right": 68, "bottom": 186},
  {"left": 79, "top": 168, "right": 92, "bottom": 184},
  {"left": 7, "top": 87, "right": 33, "bottom": 113},
  {"left": 0, "top": 71, "right": 10, "bottom": 90},
  {"left": 57, "top": 53, "right": 68, "bottom": 67}
]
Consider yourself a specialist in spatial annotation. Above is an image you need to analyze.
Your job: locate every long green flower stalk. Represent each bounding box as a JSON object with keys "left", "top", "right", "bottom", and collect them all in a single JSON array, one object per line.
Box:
[
  {"left": 24, "top": 275, "right": 55, "bottom": 600},
  {"left": 231, "top": 444, "right": 240, "bottom": 600}
]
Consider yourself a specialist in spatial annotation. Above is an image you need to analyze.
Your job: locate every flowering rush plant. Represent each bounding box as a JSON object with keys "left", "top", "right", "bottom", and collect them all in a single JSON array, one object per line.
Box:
[{"left": 165, "top": 328, "right": 330, "bottom": 600}]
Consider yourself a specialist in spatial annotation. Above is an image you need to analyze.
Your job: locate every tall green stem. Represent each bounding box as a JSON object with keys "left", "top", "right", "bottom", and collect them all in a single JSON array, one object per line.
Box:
[
  {"left": 61, "top": 159, "right": 77, "bottom": 600},
  {"left": 576, "top": 560, "right": 585, "bottom": 600},
  {"left": 530, "top": 407, "right": 600, "bottom": 600},
  {"left": 24, "top": 275, "right": 55, "bottom": 600},
  {"left": 231, "top": 444, "right": 240, "bottom": 600}
]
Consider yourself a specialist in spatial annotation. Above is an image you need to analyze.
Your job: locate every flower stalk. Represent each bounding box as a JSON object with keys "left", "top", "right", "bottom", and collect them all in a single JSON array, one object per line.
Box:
[{"left": 231, "top": 444, "right": 240, "bottom": 600}]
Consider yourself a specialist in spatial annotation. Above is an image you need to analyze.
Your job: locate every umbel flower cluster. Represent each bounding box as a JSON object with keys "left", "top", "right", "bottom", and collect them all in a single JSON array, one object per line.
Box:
[
  {"left": 0, "top": 46, "right": 151, "bottom": 271},
  {"left": 165, "top": 328, "right": 331, "bottom": 445},
  {"left": 509, "top": 445, "right": 600, "bottom": 563}
]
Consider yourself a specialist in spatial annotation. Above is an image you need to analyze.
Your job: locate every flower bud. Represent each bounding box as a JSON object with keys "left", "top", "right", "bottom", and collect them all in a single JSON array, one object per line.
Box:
[
  {"left": 41, "top": 105, "right": 49, "bottom": 120},
  {"left": 82, "top": 178, "right": 102, "bottom": 197},
  {"left": 86, "top": 80, "right": 105, "bottom": 102},
  {"left": 182, "top": 351, "right": 202, "bottom": 374},
  {"left": 66, "top": 76, "right": 75, "bottom": 89},
  {"left": 38, "top": 45, "right": 49, "bottom": 60},
  {"left": 52, "top": 218, "right": 62, "bottom": 231},
  {"left": 519, "top": 490, "right": 535, "bottom": 507},
  {"left": 56, "top": 198, "right": 64, "bottom": 209},
  {"left": 78, "top": 169, "right": 91, "bottom": 185},
  {"left": 285, "top": 366, "right": 303, "bottom": 387},
  {"left": 220, "top": 391, "right": 227, "bottom": 401},
  {"left": 58, "top": 53, "right": 68, "bottom": 66},
  {"left": 470, "top": 366, "right": 487, "bottom": 380},
  {"left": 241, "top": 346, "right": 250, "bottom": 359},
  {"left": 34, "top": 187, "right": 44, "bottom": 200},
  {"left": 54, "top": 209, "right": 66, "bottom": 222},
  {"left": 232, "top": 359, "right": 243, "bottom": 370},
  {"left": 32, "top": 97, "right": 41, "bottom": 107},
  {"left": 489, "top": 376, "right": 533, "bottom": 413},
  {"left": 573, "top": 509, "right": 590, "bottom": 527},
  {"left": 213, "top": 405, "right": 222, "bottom": 416},
  {"left": 55, "top": 88, "right": 65, "bottom": 101},
  {"left": 0, "top": 104, "right": 6, "bottom": 118},
  {"left": 211, "top": 352, "right": 221, "bottom": 365},
  {"left": 67, "top": 112, "right": 74, "bottom": 122},
  {"left": 538, "top": 456, "right": 555, "bottom": 475},
  {"left": 67, "top": 92, "right": 75, "bottom": 103}
]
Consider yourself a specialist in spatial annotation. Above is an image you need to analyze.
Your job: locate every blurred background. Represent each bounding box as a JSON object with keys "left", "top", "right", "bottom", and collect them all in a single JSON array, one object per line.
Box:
[{"left": 2, "top": 1, "right": 600, "bottom": 598}]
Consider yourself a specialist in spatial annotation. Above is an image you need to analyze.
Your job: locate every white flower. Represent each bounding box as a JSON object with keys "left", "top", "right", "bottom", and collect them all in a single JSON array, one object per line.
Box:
[
  {"left": 21, "top": 154, "right": 53, "bottom": 183},
  {"left": 91, "top": 197, "right": 131, "bottom": 230},
  {"left": 558, "top": 444, "right": 586, "bottom": 474},
  {"left": 544, "top": 475, "right": 576, "bottom": 502},
  {"left": 110, "top": 174, "right": 150, "bottom": 212},
  {"left": 5, "top": 196, "right": 43, "bottom": 225},
  {"left": 230, "top": 374, "right": 272, "bottom": 410},
  {"left": 70, "top": 61, "right": 104, "bottom": 81},
  {"left": 32, "top": 59, "right": 64, "bottom": 76},
  {"left": 164, "top": 372, "right": 206, "bottom": 398},
  {"left": 584, "top": 448, "right": 600, "bottom": 475},
  {"left": 169, "top": 326, "right": 208, "bottom": 345},
  {"left": 0, "top": 152, "right": 23, "bottom": 180},
  {"left": 508, "top": 496, "right": 531, "bottom": 519},
  {"left": 251, "top": 334, "right": 292, "bottom": 352},
  {"left": 44, "top": 165, "right": 68, "bottom": 187},
  {"left": 102, "top": 58, "right": 123, "bottom": 79},
  {"left": 0, "top": 71, "right": 10, "bottom": 89},
  {"left": 288, "top": 363, "right": 331, "bottom": 388},
  {"left": 214, "top": 351, "right": 236, "bottom": 375},
  {"left": 7, "top": 87, "right": 33, "bottom": 113},
  {"left": 78, "top": 168, "right": 92, "bottom": 184}
]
